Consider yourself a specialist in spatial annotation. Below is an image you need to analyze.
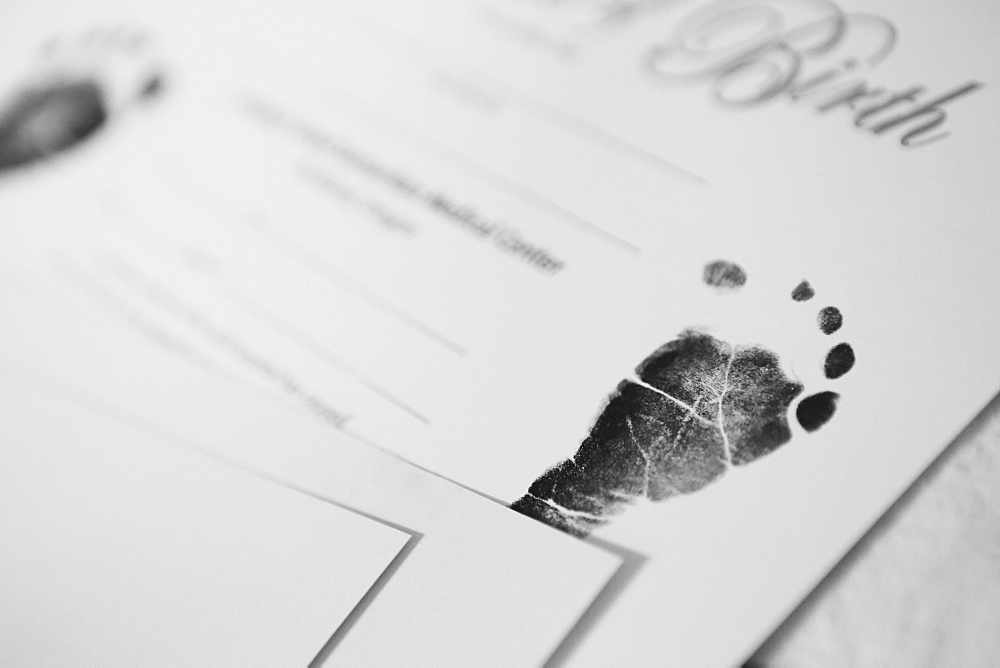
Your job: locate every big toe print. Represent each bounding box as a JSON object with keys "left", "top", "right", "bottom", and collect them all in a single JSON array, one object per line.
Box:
[
  {"left": 0, "top": 27, "right": 163, "bottom": 174},
  {"left": 510, "top": 261, "right": 855, "bottom": 537}
]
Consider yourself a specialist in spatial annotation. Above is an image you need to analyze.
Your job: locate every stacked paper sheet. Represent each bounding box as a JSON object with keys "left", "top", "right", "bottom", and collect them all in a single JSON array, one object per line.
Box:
[{"left": 2, "top": 0, "right": 1000, "bottom": 664}]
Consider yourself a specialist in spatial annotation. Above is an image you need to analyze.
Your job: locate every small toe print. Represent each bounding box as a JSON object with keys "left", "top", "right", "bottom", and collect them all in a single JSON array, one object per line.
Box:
[
  {"left": 703, "top": 260, "right": 747, "bottom": 290},
  {"left": 139, "top": 74, "right": 164, "bottom": 98},
  {"left": 791, "top": 280, "right": 815, "bottom": 301},
  {"left": 797, "top": 392, "right": 839, "bottom": 431},
  {"left": 123, "top": 32, "right": 147, "bottom": 52},
  {"left": 818, "top": 306, "right": 843, "bottom": 334},
  {"left": 824, "top": 343, "right": 855, "bottom": 379}
]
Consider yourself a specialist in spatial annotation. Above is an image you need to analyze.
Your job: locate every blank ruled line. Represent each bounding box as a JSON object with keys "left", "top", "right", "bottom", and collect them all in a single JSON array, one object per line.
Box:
[
  {"left": 156, "top": 162, "right": 468, "bottom": 357},
  {"left": 246, "top": 41, "right": 642, "bottom": 255},
  {"left": 255, "top": 224, "right": 469, "bottom": 356},
  {"left": 327, "top": 3, "right": 709, "bottom": 187},
  {"left": 92, "top": 246, "right": 431, "bottom": 427},
  {"left": 98, "top": 194, "right": 419, "bottom": 417},
  {"left": 224, "top": 287, "right": 431, "bottom": 425},
  {"left": 506, "top": 93, "right": 709, "bottom": 186},
  {"left": 94, "top": 192, "right": 176, "bottom": 258}
]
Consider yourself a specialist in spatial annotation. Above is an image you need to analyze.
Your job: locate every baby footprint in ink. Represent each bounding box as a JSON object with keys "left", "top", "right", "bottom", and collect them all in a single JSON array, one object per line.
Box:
[
  {"left": 511, "top": 260, "right": 855, "bottom": 537},
  {"left": 0, "top": 27, "right": 164, "bottom": 174}
]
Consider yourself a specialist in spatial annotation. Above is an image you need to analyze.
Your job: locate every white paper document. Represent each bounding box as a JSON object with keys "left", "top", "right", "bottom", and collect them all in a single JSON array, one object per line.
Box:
[
  {"left": 3, "top": 0, "right": 1000, "bottom": 664},
  {"left": 0, "top": 372, "right": 409, "bottom": 668},
  {"left": 0, "top": 275, "right": 623, "bottom": 666}
]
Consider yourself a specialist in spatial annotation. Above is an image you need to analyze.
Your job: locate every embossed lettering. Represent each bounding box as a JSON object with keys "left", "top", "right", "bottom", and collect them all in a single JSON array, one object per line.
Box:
[{"left": 642, "top": 0, "right": 980, "bottom": 147}]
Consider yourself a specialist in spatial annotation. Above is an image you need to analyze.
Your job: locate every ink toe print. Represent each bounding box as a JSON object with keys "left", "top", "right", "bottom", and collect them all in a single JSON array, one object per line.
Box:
[
  {"left": 0, "top": 27, "right": 164, "bottom": 174},
  {"left": 511, "top": 261, "right": 855, "bottom": 537}
]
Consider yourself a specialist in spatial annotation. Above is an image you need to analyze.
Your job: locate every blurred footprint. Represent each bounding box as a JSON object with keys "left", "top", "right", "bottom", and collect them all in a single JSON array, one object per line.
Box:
[{"left": 0, "top": 27, "right": 163, "bottom": 174}]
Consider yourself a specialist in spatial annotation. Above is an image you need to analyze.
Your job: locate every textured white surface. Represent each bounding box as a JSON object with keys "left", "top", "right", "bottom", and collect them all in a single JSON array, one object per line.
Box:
[{"left": 753, "top": 397, "right": 1000, "bottom": 667}]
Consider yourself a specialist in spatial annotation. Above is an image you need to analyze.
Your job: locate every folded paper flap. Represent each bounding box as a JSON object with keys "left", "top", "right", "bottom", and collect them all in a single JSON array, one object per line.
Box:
[
  {"left": 0, "top": 373, "right": 409, "bottom": 668},
  {"left": 0, "top": 275, "right": 622, "bottom": 666}
]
